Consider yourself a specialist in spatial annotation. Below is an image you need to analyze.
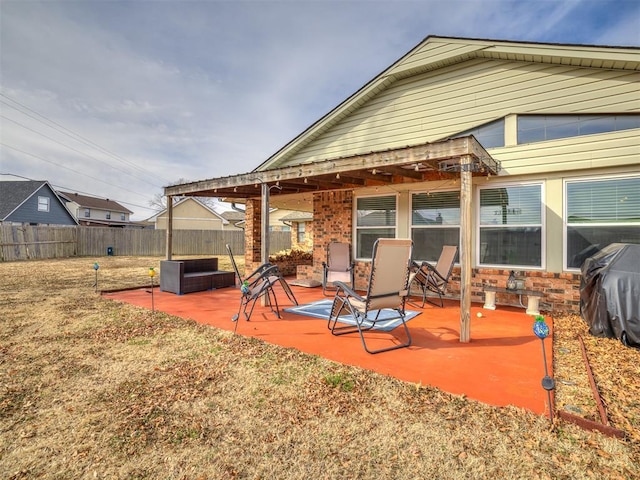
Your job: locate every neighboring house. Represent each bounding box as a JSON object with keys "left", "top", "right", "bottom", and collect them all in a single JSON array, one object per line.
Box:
[
  {"left": 279, "top": 211, "right": 313, "bottom": 250},
  {"left": 0, "top": 180, "right": 78, "bottom": 226},
  {"left": 220, "top": 210, "right": 245, "bottom": 230},
  {"left": 220, "top": 207, "right": 299, "bottom": 232},
  {"left": 58, "top": 191, "right": 133, "bottom": 227},
  {"left": 153, "top": 197, "right": 241, "bottom": 230},
  {"left": 164, "top": 36, "right": 640, "bottom": 315}
]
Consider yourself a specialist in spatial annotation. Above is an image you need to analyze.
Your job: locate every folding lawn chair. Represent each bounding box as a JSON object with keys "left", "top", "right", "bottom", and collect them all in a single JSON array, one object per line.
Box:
[
  {"left": 226, "top": 244, "right": 298, "bottom": 332},
  {"left": 322, "top": 242, "right": 355, "bottom": 296},
  {"left": 408, "top": 245, "right": 457, "bottom": 308},
  {"left": 328, "top": 238, "right": 413, "bottom": 354}
]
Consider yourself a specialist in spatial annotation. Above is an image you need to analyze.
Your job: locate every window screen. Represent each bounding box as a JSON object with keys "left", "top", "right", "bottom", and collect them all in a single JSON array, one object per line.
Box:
[
  {"left": 566, "top": 176, "right": 640, "bottom": 269},
  {"left": 478, "top": 184, "right": 543, "bottom": 267},
  {"left": 411, "top": 191, "right": 460, "bottom": 262},
  {"left": 355, "top": 195, "right": 396, "bottom": 258}
]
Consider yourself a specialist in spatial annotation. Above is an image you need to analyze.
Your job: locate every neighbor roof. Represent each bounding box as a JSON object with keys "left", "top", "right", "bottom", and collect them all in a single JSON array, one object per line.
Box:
[
  {"left": 58, "top": 191, "right": 132, "bottom": 213},
  {"left": 279, "top": 211, "right": 313, "bottom": 222}
]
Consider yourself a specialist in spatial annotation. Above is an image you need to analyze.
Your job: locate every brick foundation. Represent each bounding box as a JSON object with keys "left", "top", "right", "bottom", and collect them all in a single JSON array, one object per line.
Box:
[{"left": 446, "top": 268, "right": 582, "bottom": 314}]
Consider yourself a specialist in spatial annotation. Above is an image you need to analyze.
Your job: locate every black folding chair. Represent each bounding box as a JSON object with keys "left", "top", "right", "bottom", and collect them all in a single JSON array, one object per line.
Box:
[{"left": 226, "top": 245, "right": 298, "bottom": 332}]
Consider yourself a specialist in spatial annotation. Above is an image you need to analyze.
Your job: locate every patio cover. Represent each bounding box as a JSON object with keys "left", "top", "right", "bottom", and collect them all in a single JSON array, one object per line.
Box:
[{"left": 164, "top": 135, "right": 501, "bottom": 342}]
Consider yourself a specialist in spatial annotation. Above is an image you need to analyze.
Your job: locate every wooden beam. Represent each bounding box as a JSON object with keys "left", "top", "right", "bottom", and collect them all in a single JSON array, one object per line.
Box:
[
  {"left": 164, "top": 137, "right": 490, "bottom": 197},
  {"left": 344, "top": 169, "right": 395, "bottom": 183},
  {"left": 261, "top": 183, "right": 269, "bottom": 265},
  {"left": 374, "top": 165, "right": 424, "bottom": 180},
  {"left": 459, "top": 155, "right": 472, "bottom": 343},
  {"left": 165, "top": 196, "right": 173, "bottom": 260}
]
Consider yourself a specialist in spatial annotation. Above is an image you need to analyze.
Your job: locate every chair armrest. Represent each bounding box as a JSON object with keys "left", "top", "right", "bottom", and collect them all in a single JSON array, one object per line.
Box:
[
  {"left": 247, "top": 264, "right": 280, "bottom": 287},
  {"left": 421, "top": 261, "right": 447, "bottom": 282},
  {"left": 333, "top": 281, "right": 365, "bottom": 302},
  {"left": 245, "top": 262, "right": 275, "bottom": 283}
]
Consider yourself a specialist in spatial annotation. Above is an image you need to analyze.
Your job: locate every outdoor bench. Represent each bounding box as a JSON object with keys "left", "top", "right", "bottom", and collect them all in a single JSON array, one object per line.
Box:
[
  {"left": 160, "top": 258, "right": 235, "bottom": 295},
  {"left": 482, "top": 285, "right": 543, "bottom": 316}
]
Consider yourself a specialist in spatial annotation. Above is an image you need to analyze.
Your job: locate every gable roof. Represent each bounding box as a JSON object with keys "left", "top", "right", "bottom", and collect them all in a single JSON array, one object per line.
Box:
[
  {"left": 0, "top": 180, "right": 77, "bottom": 223},
  {"left": 256, "top": 36, "right": 640, "bottom": 172},
  {"left": 153, "top": 197, "right": 227, "bottom": 222},
  {"left": 279, "top": 211, "right": 313, "bottom": 222},
  {"left": 58, "top": 191, "right": 133, "bottom": 214},
  {"left": 220, "top": 210, "right": 245, "bottom": 222}
]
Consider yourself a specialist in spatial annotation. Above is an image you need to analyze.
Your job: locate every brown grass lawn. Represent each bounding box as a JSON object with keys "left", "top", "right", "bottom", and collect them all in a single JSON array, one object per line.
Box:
[{"left": 1, "top": 256, "right": 638, "bottom": 479}]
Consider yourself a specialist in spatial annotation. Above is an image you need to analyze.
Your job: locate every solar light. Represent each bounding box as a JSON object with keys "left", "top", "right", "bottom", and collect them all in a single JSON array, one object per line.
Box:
[
  {"left": 534, "top": 315, "right": 555, "bottom": 422},
  {"left": 93, "top": 262, "right": 99, "bottom": 292},
  {"left": 148, "top": 267, "right": 156, "bottom": 314}
]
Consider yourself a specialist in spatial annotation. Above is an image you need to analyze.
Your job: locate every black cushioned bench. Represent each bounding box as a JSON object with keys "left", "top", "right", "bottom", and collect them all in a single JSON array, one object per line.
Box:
[{"left": 160, "top": 258, "right": 235, "bottom": 295}]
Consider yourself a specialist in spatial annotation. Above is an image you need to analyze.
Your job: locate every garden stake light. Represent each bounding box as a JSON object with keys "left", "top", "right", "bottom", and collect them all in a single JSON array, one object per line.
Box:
[
  {"left": 148, "top": 267, "right": 156, "bottom": 314},
  {"left": 533, "top": 315, "right": 555, "bottom": 422},
  {"left": 93, "top": 262, "right": 99, "bottom": 292}
]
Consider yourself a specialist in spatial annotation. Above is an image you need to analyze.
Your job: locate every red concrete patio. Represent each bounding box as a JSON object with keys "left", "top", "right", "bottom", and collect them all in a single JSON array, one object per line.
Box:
[{"left": 103, "top": 282, "right": 554, "bottom": 417}]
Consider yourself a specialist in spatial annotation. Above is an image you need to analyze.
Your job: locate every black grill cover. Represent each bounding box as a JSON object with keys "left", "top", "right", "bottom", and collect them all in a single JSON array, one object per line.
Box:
[{"left": 580, "top": 243, "right": 640, "bottom": 348}]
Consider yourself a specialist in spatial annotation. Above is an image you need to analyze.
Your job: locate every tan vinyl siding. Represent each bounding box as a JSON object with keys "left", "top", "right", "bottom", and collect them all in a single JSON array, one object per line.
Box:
[
  {"left": 389, "top": 41, "right": 484, "bottom": 75},
  {"left": 492, "top": 128, "right": 640, "bottom": 176},
  {"left": 278, "top": 59, "right": 639, "bottom": 168},
  {"left": 155, "top": 199, "right": 227, "bottom": 230}
]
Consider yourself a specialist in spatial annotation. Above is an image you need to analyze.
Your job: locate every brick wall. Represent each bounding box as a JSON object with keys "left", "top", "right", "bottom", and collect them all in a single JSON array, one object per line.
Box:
[
  {"left": 444, "top": 268, "right": 581, "bottom": 314},
  {"left": 247, "top": 191, "right": 583, "bottom": 314},
  {"left": 244, "top": 199, "right": 262, "bottom": 275},
  {"left": 290, "top": 220, "right": 314, "bottom": 251},
  {"left": 311, "top": 190, "right": 353, "bottom": 280}
]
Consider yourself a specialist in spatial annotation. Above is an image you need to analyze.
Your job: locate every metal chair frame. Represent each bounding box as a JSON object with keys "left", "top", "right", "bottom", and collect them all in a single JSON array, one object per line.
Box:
[
  {"left": 328, "top": 238, "right": 413, "bottom": 354},
  {"left": 322, "top": 242, "right": 356, "bottom": 296},
  {"left": 409, "top": 245, "right": 458, "bottom": 308},
  {"left": 226, "top": 244, "right": 297, "bottom": 331}
]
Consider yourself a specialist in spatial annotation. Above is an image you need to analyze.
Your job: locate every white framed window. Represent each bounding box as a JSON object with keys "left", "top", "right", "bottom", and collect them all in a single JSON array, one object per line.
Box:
[
  {"left": 120, "top": 213, "right": 126, "bottom": 221},
  {"left": 84, "top": 209, "right": 90, "bottom": 217},
  {"left": 354, "top": 194, "right": 397, "bottom": 259},
  {"left": 37, "top": 196, "right": 50, "bottom": 212},
  {"left": 564, "top": 174, "right": 640, "bottom": 270},
  {"left": 106, "top": 211, "right": 111, "bottom": 220},
  {"left": 411, "top": 191, "right": 460, "bottom": 262},
  {"left": 477, "top": 182, "right": 544, "bottom": 268},
  {"left": 297, "top": 222, "right": 305, "bottom": 243}
]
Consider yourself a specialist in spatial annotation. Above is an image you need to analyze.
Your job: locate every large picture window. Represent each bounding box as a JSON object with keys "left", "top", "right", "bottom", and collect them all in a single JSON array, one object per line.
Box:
[
  {"left": 355, "top": 195, "right": 396, "bottom": 259},
  {"left": 478, "top": 184, "right": 543, "bottom": 268},
  {"left": 411, "top": 191, "right": 460, "bottom": 262},
  {"left": 518, "top": 114, "right": 640, "bottom": 144},
  {"left": 565, "top": 176, "right": 640, "bottom": 270}
]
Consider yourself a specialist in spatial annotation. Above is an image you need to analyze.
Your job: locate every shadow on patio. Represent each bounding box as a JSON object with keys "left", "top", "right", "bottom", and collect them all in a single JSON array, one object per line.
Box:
[{"left": 103, "top": 281, "right": 554, "bottom": 417}]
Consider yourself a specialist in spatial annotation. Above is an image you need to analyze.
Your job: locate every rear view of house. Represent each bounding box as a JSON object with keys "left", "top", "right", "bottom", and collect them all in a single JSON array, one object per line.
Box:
[{"left": 164, "top": 36, "right": 640, "bottom": 315}]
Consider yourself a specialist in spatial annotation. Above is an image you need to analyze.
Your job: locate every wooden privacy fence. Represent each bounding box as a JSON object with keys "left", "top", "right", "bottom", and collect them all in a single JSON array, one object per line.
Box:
[{"left": 0, "top": 224, "right": 291, "bottom": 262}]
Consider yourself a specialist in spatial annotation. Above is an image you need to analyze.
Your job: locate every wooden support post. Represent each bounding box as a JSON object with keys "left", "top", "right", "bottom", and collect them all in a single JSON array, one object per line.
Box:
[
  {"left": 165, "top": 196, "right": 173, "bottom": 260},
  {"left": 261, "top": 182, "right": 270, "bottom": 266},
  {"left": 459, "top": 155, "right": 472, "bottom": 343},
  {"left": 261, "top": 183, "right": 270, "bottom": 306}
]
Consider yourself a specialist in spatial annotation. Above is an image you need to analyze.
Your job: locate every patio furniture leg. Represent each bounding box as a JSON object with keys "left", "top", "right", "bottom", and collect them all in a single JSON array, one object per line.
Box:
[{"left": 483, "top": 290, "right": 496, "bottom": 310}]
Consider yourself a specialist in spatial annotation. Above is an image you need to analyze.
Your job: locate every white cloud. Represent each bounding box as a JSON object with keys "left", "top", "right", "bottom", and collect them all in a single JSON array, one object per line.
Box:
[{"left": 1, "top": 0, "right": 638, "bottom": 219}]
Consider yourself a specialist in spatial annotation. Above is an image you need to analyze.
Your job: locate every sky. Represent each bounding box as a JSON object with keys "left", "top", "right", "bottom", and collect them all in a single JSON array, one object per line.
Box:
[{"left": 1, "top": 0, "right": 639, "bottom": 221}]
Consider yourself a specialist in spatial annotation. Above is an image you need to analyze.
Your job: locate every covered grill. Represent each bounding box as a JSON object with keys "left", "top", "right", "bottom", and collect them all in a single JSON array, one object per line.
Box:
[{"left": 580, "top": 243, "right": 640, "bottom": 348}]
